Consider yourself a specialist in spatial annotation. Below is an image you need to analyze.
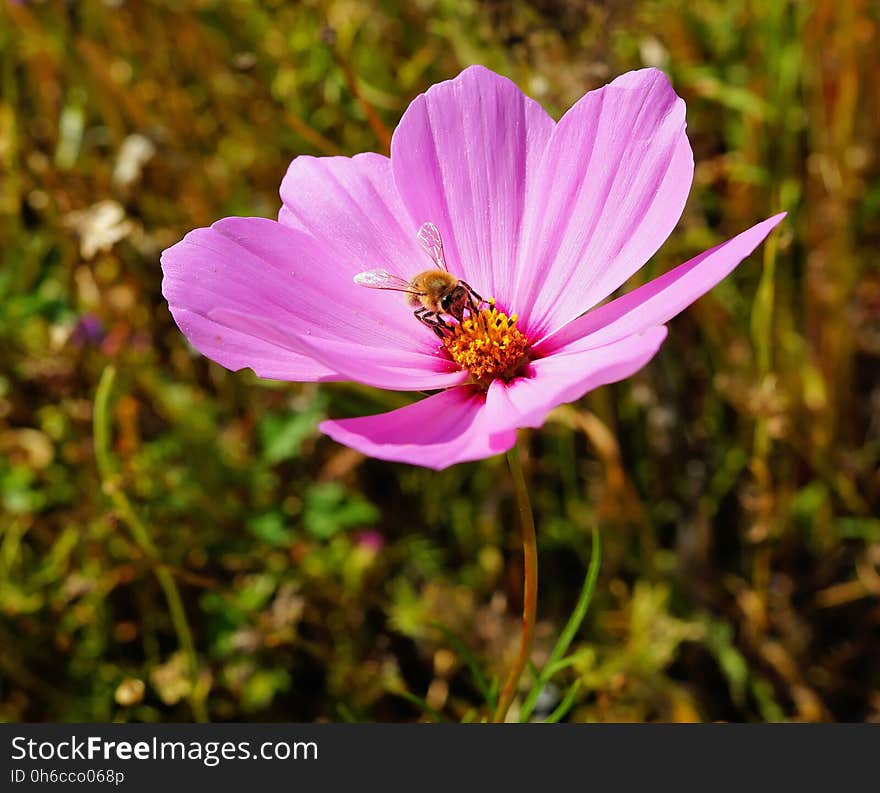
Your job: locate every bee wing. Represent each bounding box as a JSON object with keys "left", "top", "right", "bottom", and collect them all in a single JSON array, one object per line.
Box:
[
  {"left": 353, "top": 269, "right": 422, "bottom": 294},
  {"left": 416, "top": 222, "right": 447, "bottom": 271}
]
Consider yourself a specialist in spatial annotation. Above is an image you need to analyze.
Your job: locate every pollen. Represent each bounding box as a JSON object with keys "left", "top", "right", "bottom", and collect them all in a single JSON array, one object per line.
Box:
[{"left": 442, "top": 301, "right": 531, "bottom": 388}]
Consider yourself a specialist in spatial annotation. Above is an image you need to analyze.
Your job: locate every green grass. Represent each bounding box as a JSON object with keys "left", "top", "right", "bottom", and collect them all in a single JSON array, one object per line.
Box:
[{"left": 0, "top": 0, "right": 877, "bottom": 723}]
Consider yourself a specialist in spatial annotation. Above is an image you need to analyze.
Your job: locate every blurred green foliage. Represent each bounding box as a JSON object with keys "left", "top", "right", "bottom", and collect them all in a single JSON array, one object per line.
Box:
[{"left": 1, "top": 0, "right": 878, "bottom": 723}]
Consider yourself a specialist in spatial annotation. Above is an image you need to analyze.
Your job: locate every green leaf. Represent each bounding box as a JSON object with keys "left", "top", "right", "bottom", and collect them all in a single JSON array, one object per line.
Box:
[
  {"left": 242, "top": 668, "right": 290, "bottom": 711},
  {"left": 520, "top": 527, "right": 601, "bottom": 722},
  {"left": 544, "top": 680, "right": 582, "bottom": 724},
  {"left": 247, "top": 511, "right": 295, "bottom": 547},
  {"left": 391, "top": 689, "right": 447, "bottom": 723},
  {"left": 303, "top": 482, "right": 378, "bottom": 540},
  {"left": 259, "top": 404, "right": 323, "bottom": 464}
]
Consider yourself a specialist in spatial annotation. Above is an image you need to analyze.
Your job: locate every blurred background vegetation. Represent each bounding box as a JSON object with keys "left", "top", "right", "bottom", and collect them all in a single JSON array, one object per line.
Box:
[{"left": 1, "top": 0, "right": 878, "bottom": 723}]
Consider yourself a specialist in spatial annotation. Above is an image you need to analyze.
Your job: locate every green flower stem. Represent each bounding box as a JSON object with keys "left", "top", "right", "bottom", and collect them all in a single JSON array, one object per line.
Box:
[
  {"left": 94, "top": 365, "right": 208, "bottom": 723},
  {"left": 492, "top": 438, "right": 538, "bottom": 723}
]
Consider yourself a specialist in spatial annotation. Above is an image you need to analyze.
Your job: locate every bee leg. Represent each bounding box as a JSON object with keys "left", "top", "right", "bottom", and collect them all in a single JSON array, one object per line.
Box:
[
  {"left": 459, "top": 281, "right": 485, "bottom": 307},
  {"left": 459, "top": 282, "right": 486, "bottom": 327},
  {"left": 413, "top": 307, "right": 432, "bottom": 329},
  {"left": 414, "top": 308, "right": 450, "bottom": 339},
  {"left": 425, "top": 315, "right": 447, "bottom": 339},
  {"left": 431, "top": 312, "right": 455, "bottom": 337}
]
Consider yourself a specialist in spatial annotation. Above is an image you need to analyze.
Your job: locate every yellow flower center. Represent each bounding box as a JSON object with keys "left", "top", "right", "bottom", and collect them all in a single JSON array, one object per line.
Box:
[{"left": 442, "top": 301, "right": 531, "bottom": 388}]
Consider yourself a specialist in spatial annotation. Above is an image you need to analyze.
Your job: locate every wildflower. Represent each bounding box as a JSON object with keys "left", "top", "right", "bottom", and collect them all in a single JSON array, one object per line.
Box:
[
  {"left": 162, "top": 66, "right": 784, "bottom": 469},
  {"left": 70, "top": 314, "right": 105, "bottom": 348},
  {"left": 356, "top": 530, "right": 386, "bottom": 553}
]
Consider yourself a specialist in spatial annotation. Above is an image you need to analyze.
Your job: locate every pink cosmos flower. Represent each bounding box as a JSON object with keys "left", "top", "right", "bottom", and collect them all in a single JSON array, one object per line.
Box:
[{"left": 161, "top": 66, "right": 784, "bottom": 470}]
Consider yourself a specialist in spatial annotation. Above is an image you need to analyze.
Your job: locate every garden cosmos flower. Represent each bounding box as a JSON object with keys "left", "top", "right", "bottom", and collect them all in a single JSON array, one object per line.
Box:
[{"left": 161, "top": 66, "right": 784, "bottom": 470}]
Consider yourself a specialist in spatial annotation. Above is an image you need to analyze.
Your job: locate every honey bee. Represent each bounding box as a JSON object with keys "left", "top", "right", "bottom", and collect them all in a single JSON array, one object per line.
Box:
[{"left": 353, "top": 222, "right": 484, "bottom": 337}]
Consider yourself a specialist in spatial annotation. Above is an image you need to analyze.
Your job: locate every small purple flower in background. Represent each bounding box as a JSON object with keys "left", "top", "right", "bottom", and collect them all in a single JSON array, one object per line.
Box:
[
  {"left": 161, "top": 66, "right": 784, "bottom": 470},
  {"left": 356, "top": 530, "right": 386, "bottom": 554},
  {"left": 71, "top": 314, "right": 106, "bottom": 348}
]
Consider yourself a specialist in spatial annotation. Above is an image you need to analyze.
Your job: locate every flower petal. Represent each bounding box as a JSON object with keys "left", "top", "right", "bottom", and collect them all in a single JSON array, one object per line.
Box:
[
  {"left": 321, "top": 328, "right": 668, "bottom": 469},
  {"left": 202, "top": 307, "right": 468, "bottom": 391},
  {"left": 278, "top": 152, "right": 428, "bottom": 283},
  {"left": 319, "top": 385, "right": 518, "bottom": 470},
  {"left": 390, "top": 65, "right": 555, "bottom": 306},
  {"left": 275, "top": 328, "right": 468, "bottom": 391},
  {"left": 161, "top": 216, "right": 464, "bottom": 389},
  {"left": 497, "top": 327, "right": 669, "bottom": 429},
  {"left": 168, "top": 307, "right": 338, "bottom": 382},
  {"left": 536, "top": 213, "right": 786, "bottom": 354},
  {"left": 512, "top": 68, "right": 693, "bottom": 339}
]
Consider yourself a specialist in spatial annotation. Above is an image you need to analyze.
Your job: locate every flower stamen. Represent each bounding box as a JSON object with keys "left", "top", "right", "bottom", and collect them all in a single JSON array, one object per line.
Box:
[{"left": 442, "top": 300, "right": 530, "bottom": 388}]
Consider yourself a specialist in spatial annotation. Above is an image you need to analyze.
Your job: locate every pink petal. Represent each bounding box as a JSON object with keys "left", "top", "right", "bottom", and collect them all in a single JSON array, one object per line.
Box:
[
  {"left": 276, "top": 329, "right": 468, "bottom": 391},
  {"left": 319, "top": 385, "right": 518, "bottom": 470},
  {"left": 278, "top": 152, "right": 428, "bottom": 284},
  {"left": 390, "top": 65, "right": 555, "bottom": 307},
  {"left": 201, "top": 306, "right": 468, "bottom": 391},
  {"left": 169, "top": 307, "right": 338, "bottom": 382},
  {"left": 320, "top": 327, "right": 668, "bottom": 469},
  {"left": 512, "top": 68, "right": 693, "bottom": 339},
  {"left": 161, "top": 216, "right": 465, "bottom": 390},
  {"left": 536, "top": 213, "right": 786, "bottom": 354},
  {"left": 497, "top": 327, "right": 669, "bottom": 429}
]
